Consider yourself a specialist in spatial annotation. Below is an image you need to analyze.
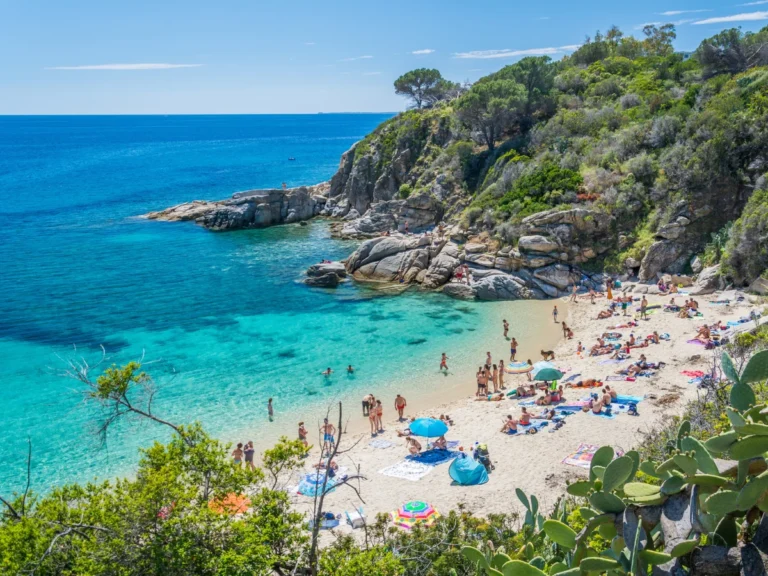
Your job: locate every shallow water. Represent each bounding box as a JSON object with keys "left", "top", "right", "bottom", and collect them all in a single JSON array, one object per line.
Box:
[{"left": 0, "top": 115, "right": 550, "bottom": 494}]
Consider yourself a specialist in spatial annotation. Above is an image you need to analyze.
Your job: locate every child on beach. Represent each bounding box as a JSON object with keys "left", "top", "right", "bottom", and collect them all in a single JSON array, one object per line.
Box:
[
  {"left": 553, "top": 305, "right": 559, "bottom": 323},
  {"left": 503, "top": 319, "right": 509, "bottom": 338},
  {"left": 440, "top": 353, "right": 449, "bottom": 371},
  {"left": 298, "top": 422, "right": 308, "bottom": 447}
]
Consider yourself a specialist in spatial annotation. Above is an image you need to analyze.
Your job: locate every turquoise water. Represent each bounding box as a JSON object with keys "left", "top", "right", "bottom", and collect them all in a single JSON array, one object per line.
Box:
[{"left": 0, "top": 115, "right": 537, "bottom": 494}]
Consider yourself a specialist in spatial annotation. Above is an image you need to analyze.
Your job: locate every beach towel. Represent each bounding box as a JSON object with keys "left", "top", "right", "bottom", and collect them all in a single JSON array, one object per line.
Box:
[
  {"left": 660, "top": 333, "right": 671, "bottom": 340},
  {"left": 379, "top": 460, "right": 433, "bottom": 482},
  {"left": 636, "top": 370, "right": 657, "bottom": 377},
  {"left": 564, "top": 373, "right": 581, "bottom": 383},
  {"left": 369, "top": 439, "right": 395, "bottom": 449},
  {"left": 687, "top": 338, "right": 707, "bottom": 346},
  {"left": 406, "top": 449, "right": 460, "bottom": 466},
  {"left": 509, "top": 420, "right": 549, "bottom": 435},
  {"left": 605, "top": 375, "right": 634, "bottom": 382},
  {"left": 591, "top": 410, "right": 616, "bottom": 419},
  {"left": 562, "top": 443, "right": 626, "bottom": 469},
  {"left": 599, "top": 358, "right": 628, "bottom": 365},
  {"left": 615, "top": 394, "right": 644, "bottom": 404},
  {"left": 681, "top": 370, "right": 705, "bottom": 378}
]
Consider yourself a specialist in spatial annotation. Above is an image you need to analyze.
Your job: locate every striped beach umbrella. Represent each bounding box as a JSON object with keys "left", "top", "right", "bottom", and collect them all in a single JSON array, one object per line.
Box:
[
  {"left": 505, "top": 361, "right": 533, "bottom": 375},
  {"left": 391, "top": 500, "right": 440, "bottom": 530}
]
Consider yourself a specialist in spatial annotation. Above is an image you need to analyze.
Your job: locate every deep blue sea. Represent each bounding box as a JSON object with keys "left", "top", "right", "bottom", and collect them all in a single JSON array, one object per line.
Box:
[{"left": 0, "top": 115, "right": 542, "bottom": 495}]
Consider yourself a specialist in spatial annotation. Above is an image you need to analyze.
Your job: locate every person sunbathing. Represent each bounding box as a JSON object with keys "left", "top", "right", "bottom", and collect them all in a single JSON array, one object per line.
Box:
[
  {"left": 519, "top": 407, "right": 531, "bottom": 425},
  {"left": 535, "top": 390, "right": 552, "bottom": 406},
  {"left": 696, "top": 325, "right": 711, "bottom": 341},
  {"left": 601, "top": 388, "right": 612, "bottom": 406},
  {"left": 406, "top": 437, "right": 422, "bottom": 455},
  {"left": 432, "top": 435, "right": 448, "bottom": 450},
  {"left": 539, "top": 408, "right": 556, "bottom": 420},
  {"left": 569, "top": 378, "right": 601, "bottom": 388},
  {"left": 624, "top": 355, "right": 649, "bottom": 375},
  {"left": 670, "top": 284, "right": 678, "bottom": 294},
  {"left": 605, "top": 385, "right": 617, "bottom": 400},
  {"left": 591, "top": 398, "right": 604, "bottom": 414},
  {"left": 647, "top": 331, "right": 660, "bottom": 344},
  {"left": 500, "top": 415, "right": 518, "bottom": 433},
  {"left": 439, "top": 414, "right": 454, "bottom": 426},
  {"left": 628, "top": 334, "right": 636, "bottom": 346},
  {"left": 598, "top": 309, "right": 613, "bottom": 319},
  {"left": 476, "top": 392, "right": 504, "bottom": 402}
]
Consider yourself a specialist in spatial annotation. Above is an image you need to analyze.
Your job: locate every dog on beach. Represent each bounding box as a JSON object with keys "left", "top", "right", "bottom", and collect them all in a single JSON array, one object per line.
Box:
[{"left": 541, "top": 350, "right": 555, "bottom": 360}]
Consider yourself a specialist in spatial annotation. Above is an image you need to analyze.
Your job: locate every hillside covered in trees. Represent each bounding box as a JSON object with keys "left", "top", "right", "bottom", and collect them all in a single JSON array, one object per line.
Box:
[{"left": 325, "top": 24, "right": 768, "bottom": 288}]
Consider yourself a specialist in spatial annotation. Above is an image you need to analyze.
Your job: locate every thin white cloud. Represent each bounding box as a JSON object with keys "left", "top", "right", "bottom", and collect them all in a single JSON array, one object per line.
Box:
[
  {"left": 362, "top": 71, "right": 381, "bottom": 76},
  {"left": 693, "top": 10, "right": 768, "bottom": 23},
  {"left": 659, "top": 9, "right": 711, "bottom": 15},
  {"left": 339, "top": 55, "right": 373, "bottom": 62},
  {"left": 740, "top": 0, "right": 768, "bottom": 5},
  {"left": 46, "top": 63, "right": 202, "bottom": 71},
  {"left": 305, "top": 42, "right": 316, "bottom": 46},
  {"left": 453, "top": 45, "right": 578, "bottom": 59},
  {"left": 412, "top": 49, "right": 435, "bottom": 55}
]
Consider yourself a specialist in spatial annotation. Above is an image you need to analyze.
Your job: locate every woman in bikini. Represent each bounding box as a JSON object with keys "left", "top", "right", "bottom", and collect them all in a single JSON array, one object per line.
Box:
[
  {"left": 375, "top": 399, "right": 384, "bottom": 433},
  {"left": 498, "top": 360, "right": 505, "bottom": 389},
  {"left": 406, "top": 437, "right": 422, "bottom": 455},
  {"left": 491, "top": 364, "right": 499, "bottom": 393},
  {"left": 231, "top": 443, "right": 244, "bottom": 467}
]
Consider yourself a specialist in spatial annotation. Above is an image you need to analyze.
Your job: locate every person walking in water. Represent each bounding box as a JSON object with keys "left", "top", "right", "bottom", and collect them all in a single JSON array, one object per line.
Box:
[
  {"left": 552, "top": 305, "right": 559, "bottom": 323},
  {"left": 510, "top": 337, "right": 518, "bottom": 361},
  {"left": 267, "top": 398, "right": 274, "bottom": 422},
  {"left": 503, "top": 319, "right": 509, "bottom": 339},
  {"left": 395, "top": 394, "right": 407, "bottom": 421},
  {"left": 440, "top": 353, "right": 449, "bottom": 371}
]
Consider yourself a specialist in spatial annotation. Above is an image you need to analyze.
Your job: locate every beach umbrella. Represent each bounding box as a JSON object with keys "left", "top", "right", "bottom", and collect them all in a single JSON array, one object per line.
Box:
[
  {"left": 208, "top": 493, "right": 251, "bottom": 515},
  {"left": 391, "top": 500, "right": 440, "bottom": 530},
  {"left": 532, "top": 361, "right": 556, "bottom": 373},
  {"left": 409, "top": 418, "right": 448, "bottom": 438},
  {"left": 297, "top": 472, "right": 337, "bottom": 497},
  {"left": 534, "top": 367, "right": 565, "bottom": 382},
  {"left": 505, "top": 361, "right": 533, "bottom": 375}
]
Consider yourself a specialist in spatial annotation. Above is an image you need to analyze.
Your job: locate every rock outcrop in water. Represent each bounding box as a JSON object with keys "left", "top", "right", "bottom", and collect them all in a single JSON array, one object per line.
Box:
[
  {"left": 304, "top": 261, "right": 347, "bottom": 288},
  {"left": 144, "top": 184, "right": 329, "bottom": 231}
]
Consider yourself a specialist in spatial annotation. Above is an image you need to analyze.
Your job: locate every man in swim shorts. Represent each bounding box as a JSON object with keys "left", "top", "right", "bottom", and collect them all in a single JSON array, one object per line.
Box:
[
  {"left": 510, "top": 338, "right": 518, "bottom": 361},
  {"left": 321, "top": 418, "right": 336, "bottom": 452},
  {"left": 362, "top": 393, "right": 374, "bottom": 416},
  {"left": 395, "top": 394, "right": 407, "bottom": 420}
]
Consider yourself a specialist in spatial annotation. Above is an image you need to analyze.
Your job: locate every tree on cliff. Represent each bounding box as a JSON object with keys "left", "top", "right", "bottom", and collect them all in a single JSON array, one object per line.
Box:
[
  {"left": 696, "top": 27, "right": 768, "bottom": 78},
  {"left": 455, "top": 79, "right": 526, "bottom": 151},
  {"left": 394, "top": 68, "right": 459, "bottom": 109}
]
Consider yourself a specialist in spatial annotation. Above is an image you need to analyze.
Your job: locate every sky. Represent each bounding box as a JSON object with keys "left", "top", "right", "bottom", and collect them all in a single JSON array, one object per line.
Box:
[{"left": 2, "top": 0, "right": 768, "bottom": 114}]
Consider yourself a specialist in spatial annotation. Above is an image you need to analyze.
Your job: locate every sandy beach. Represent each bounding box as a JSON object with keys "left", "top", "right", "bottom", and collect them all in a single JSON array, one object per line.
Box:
[{"left": 285, "top": 287, "right": 765, "bottom": 530}]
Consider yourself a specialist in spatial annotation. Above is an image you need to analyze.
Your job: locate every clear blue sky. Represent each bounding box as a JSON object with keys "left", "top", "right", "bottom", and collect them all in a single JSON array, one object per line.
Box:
[{"left": 2, "top": 0, "right": 767, "bottom": 114}]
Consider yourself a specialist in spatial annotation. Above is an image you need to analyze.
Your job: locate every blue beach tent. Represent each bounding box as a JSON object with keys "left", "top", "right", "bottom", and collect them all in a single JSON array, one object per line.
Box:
[{"left": 448, "top": 456, "right": 489, "bottom": 486}]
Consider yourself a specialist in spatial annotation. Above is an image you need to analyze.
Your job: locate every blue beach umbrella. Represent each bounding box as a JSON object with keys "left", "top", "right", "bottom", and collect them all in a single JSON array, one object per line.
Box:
[{"left": 409, "top": 418, "right": 449, "bottom": 438}]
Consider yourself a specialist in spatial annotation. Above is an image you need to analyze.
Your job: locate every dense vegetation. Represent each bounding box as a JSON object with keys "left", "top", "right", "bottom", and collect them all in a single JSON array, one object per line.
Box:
[{"left": 381, "top": 24, "right": 768, "bottom": 283}]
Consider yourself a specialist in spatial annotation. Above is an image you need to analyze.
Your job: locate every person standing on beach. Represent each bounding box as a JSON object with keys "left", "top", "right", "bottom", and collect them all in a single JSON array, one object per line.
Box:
[
  {"left": 552, "top": 305, "right": 559, "bottom": 323},
  {"left": 503, "top": 319, "right": 509, "bottom": 339},
  {"left": 404, "top": 221, "right": 409, "bottom": 234},
  {"left": 498, "top": 360, "right": 505, "bottom": 389},
  {"left": 244, "top": 441, "right": 255, "bottom": 471},
  {"left": 298, "top": 422, "right": 308, "bottom": 447},
  {"left": 375, "top": 400, "right": 384, "bottom": 433},
  {"left": 570, "top": 284, "right": 578, "bottom": 302},
  {"left": 321, "top": 418, "right": 336, "bottom": 452},
  {"left": 640, "top": 296, "right": 649, "bottom": 320},
  {"left": 395, "top": 394, "right": 407, "bottom": 421},
  {"left": 510, "top": 337, "right": 518, "bottom": 361},
  {"left": 267, "top": 398, "right": 274, "bottom": 422},
  {"left": 232, "top": 443, "right": 244, "bottom": 467},
  {"left": 561, "top": 322, "right": 569, "bottom": 339},
  {"left": 440, "top": 353, "right": 449, "bottom": 371},
  {"left": 362, "top": 393, "right": 374, "bottom": 416},
  {"left": 476, "top": 367, "right": 484, "bottom": 396},
  {"left": 491, "top": 364, "right": 499, "bottom": 393},
  {"left": 485, "top": 351, "right": 492, "bottom": 368},
  {"left": 622, "top": 296, "right": 629, "bottom": 316},
  {"left": 526, "top": 359, "right": 533, "bottom": 382}
]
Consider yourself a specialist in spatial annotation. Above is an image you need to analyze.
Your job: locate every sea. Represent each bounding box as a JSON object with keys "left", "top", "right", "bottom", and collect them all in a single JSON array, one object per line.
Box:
[{"left": 0, "top": 114, "right": 550, "bottom": 494}]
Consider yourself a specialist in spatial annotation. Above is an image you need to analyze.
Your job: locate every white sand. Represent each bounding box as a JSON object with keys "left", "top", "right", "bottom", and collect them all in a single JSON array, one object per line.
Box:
[{"left": 285, "top": 290, "right": 764, "bottom": 531}]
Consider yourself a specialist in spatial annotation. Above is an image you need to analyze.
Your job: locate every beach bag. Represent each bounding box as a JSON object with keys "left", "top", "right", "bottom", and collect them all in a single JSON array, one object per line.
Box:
[{"left": 627, "top": 403, "right": 638, "bottom": 416}]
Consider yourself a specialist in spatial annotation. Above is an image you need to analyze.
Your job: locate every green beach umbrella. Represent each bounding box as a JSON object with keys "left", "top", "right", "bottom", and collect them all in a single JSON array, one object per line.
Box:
[{"left": 534, "top": 368, "right": 564, "bottom": 382}]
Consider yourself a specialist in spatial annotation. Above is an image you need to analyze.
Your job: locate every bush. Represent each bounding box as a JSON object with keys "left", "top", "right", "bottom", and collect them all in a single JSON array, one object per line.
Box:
[
  {"left": 398, "top": 183, "right": 413, "bottom": 199},
  {"left": 620, "top": 93, "right": 642, "bottom": 109},
  {"left": 724, "top": 187, "right": 768, "bottom": 282},
  {"left": 647, "top": 115, "right": 681, "bottom": 148}
]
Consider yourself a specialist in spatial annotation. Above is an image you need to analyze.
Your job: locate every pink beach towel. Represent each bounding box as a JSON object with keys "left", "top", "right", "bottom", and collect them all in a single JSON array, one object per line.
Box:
[{"left": 562, "top": 443, "right": 625, "bottom": 469}]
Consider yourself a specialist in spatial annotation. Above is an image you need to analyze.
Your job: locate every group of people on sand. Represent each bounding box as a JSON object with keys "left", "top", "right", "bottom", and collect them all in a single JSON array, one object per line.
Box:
[
  {"left": 475, "top": 352, "right": 506, "bottom": 396},
  {"left": 362, "top": 392, "right": 408, "bottom": 436},
  {"left": 583, "top": 386, "right": 618, "bottom": 414}
]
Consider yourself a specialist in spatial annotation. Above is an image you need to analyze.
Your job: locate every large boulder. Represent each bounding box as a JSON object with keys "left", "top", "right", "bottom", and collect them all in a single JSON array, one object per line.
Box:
[
  {"left": 638, "top": 240, "right": 685, "bottom": 281},
  {"left": 334, "top": 191, "right": 443, "bottom": 238},
  {"left": 472, "top": 271, "right": 532, "bottom": 301},
  {"left": 307, "top": 262, "right": 347, "bottom": 278},
  {"left": 464, "top": 253, "right": 495, "bottom": 268},
  {"left": 533, "top": 264, "right": 580, "bottom": 290},
  {"left": 442, "top": 283, "right": 476, "bottom": 300},
  {"left": 422, "top": 244, "right": 460, "bottom": 289},
  {"left": 518, "top": 235, "right": 559, "bottom": 254},
  {"left": 690, "top": 265, "right": 725, "bottom": 295}
]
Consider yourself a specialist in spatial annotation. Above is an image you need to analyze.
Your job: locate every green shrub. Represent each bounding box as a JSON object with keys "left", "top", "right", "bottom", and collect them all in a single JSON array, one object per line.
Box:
[{"left": 398, "top": 184, "right": 413, "bottom": 199}]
